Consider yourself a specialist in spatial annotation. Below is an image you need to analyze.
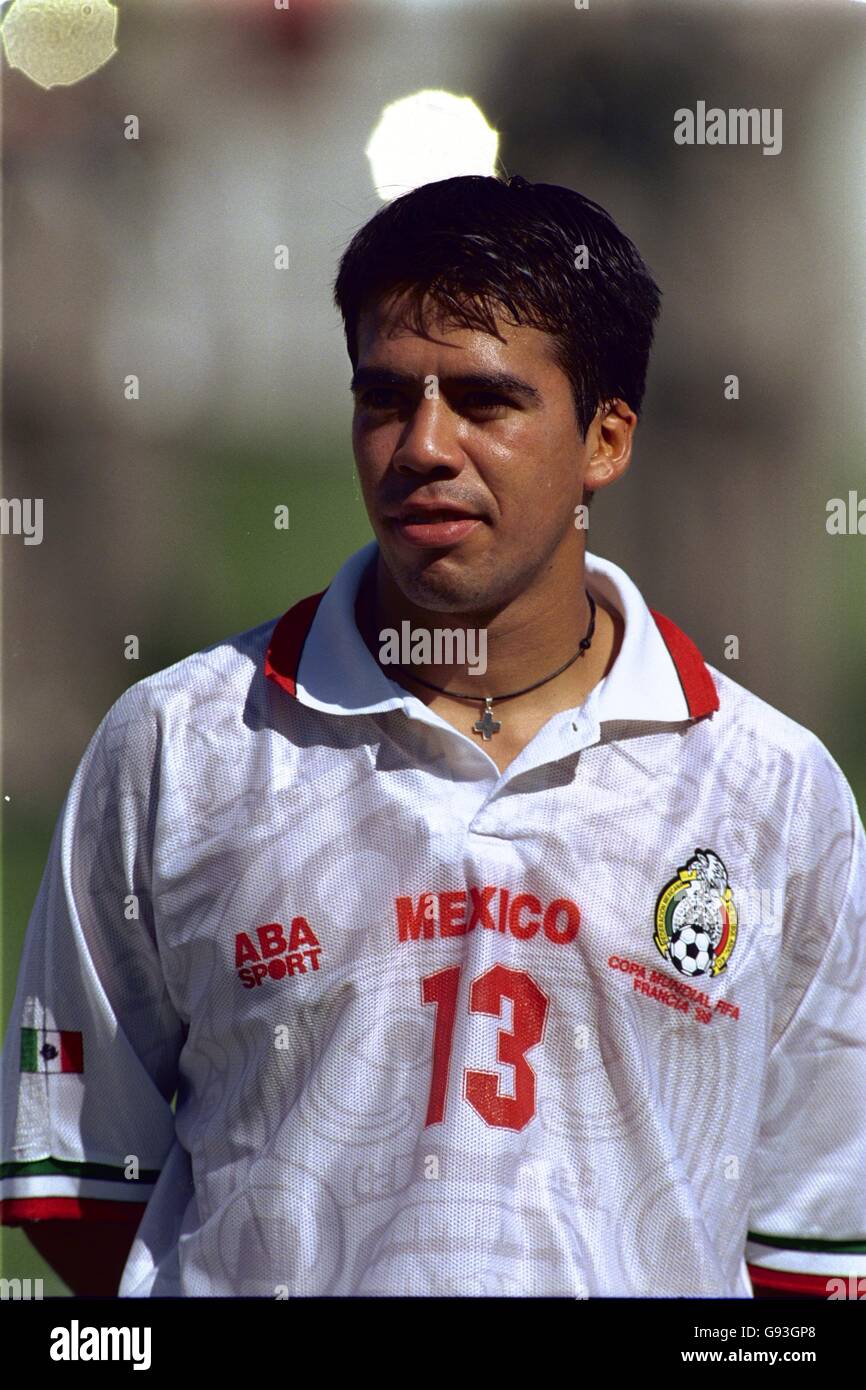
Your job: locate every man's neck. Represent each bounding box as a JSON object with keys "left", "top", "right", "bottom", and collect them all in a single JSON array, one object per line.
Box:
[{"left": 354, "top": 547, "right": 624, "bottom": 719}]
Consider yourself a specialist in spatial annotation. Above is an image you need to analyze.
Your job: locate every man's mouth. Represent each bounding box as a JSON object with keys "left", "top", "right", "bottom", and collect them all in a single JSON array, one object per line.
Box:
[
  {"left": 386, "top": 505, "right": 489, "bottom": 547},
  {"left": 387, "top": 512, "right": 484, "bottom": 548}
]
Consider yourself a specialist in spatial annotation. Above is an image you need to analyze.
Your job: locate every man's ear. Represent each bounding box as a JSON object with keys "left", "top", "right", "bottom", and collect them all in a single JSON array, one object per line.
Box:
[{"left": 583, "top": 399, "right": 636, "bottom": 495}]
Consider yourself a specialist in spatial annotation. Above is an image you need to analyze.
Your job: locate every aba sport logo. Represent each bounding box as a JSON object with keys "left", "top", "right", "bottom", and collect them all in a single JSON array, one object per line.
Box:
[
  {"left": 235, "top": 919, "right": 323, "bottom": 988},
  {"left": 653, "top": 848, "right": 738, "bottom": 979}
]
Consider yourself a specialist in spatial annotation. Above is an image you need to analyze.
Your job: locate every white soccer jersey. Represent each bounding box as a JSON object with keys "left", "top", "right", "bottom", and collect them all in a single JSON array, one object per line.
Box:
[{"left": 2, "top": 540, "right": 865, "bottom": 1298}]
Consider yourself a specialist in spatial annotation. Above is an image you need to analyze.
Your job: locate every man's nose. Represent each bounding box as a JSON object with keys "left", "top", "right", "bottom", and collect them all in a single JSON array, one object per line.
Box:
[{"left": 393, "top": 398, "right": 464, "bottom": 473}]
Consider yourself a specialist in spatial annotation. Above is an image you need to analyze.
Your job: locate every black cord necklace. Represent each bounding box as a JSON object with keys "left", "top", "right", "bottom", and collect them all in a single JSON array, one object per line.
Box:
[{"left": 393, "top": 592, "right": 597, "bottom": 741}]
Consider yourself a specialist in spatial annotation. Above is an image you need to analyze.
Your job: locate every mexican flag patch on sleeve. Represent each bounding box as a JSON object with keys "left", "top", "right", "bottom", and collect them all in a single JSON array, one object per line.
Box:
[{"left": 20, "top": 1027, "right": 83, "bottom": 1074}]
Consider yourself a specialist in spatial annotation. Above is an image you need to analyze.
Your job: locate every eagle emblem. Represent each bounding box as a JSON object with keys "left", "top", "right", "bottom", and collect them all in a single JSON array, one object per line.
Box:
[{"left": 653, "top": 848, "right": 738, "bottom": 978}]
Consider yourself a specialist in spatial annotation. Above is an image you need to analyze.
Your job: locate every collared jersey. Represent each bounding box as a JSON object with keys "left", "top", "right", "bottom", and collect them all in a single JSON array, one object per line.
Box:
[{"left": 2, "top": 541, "right": 865, "bottom": 1298}]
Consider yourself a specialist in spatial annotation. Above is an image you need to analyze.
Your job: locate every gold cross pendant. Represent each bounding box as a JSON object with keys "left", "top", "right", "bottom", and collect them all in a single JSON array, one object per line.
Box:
[{"left": 473, "top": 698, "right": 502, "bottom": 740}]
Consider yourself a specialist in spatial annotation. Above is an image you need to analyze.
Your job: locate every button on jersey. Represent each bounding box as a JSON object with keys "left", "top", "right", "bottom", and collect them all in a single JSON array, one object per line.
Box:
[{"left": 2, "top": 542, "right": 865, "bottom": 1297}]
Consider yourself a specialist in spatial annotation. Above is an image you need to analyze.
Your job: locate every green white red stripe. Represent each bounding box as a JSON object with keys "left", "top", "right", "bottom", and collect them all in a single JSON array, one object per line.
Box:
[
  {"left": 0, "top": 1156, "right": 161, "bottom": 1225},
  {"left": 19, "top": 1028, "right": 83, "bottom": 1074}
]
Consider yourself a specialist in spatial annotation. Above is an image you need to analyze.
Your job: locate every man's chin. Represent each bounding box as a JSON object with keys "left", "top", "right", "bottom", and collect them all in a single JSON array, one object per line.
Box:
[{"left": 376, "top": 536, "right": 496, "bottom": 613}]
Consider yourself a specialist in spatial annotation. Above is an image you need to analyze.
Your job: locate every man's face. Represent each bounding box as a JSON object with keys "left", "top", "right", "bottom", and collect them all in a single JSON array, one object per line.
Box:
[{"left": 351, "top": 290, "right": 607, "bottom": 615}]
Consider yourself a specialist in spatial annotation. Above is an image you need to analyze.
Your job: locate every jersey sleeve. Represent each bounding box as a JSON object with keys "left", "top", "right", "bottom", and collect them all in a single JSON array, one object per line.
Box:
[
  {"left": 745, "top": 738, "right": 866, "bottom": 1297},
  {"left": 0, "top": 683, "right": 185, "bottom": 1225}
]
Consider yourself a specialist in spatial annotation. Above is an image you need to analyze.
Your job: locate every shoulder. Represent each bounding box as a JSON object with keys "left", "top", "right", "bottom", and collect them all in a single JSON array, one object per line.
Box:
[
  {"left": 705, "top": 662, "right": 860, "bottom": 823},
  {"left": 703, "top": 668, "right": 863, "bottom": 1031},
  {"left": 85, "top": 615, "right": 284, "bottom": 760}
]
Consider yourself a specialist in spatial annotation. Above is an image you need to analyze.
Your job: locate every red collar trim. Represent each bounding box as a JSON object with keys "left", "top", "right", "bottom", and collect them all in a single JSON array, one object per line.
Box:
[
  {"left": 264, "top": 589, "right": 719, "bottom": 721},
  {"left": 649, "top": 608, "right": 719, "bottom": 719},
  {"left": 264, "top": 588, "right": 327, "bottom": 698}
]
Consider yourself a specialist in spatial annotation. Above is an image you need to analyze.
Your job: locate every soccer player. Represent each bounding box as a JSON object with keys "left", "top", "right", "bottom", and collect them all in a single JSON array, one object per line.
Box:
[{"left": 2, "top": 174, "right": 865, "bottom": 1298}]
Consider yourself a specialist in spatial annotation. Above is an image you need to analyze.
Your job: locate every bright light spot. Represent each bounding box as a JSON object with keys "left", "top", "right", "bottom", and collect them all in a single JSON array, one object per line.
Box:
[{"left": 365, "top": 89, "right": 499, "bottom": 202}]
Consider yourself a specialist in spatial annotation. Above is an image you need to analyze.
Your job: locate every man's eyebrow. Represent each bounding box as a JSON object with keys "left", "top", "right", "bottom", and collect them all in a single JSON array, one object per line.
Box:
[{"left": 349, "top": 367, "right": 542, "bottom": 404}]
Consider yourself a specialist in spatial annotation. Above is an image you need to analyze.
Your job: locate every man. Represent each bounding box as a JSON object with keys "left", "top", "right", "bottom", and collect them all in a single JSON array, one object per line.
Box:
[{"left": 2, "top": 175, "right": 864, "bottom": 1297}]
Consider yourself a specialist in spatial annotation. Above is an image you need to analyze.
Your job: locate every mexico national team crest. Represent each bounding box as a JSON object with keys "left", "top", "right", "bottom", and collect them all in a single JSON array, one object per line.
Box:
[{"left": 653, "top": 849, "right": 738, "bottom": 979}]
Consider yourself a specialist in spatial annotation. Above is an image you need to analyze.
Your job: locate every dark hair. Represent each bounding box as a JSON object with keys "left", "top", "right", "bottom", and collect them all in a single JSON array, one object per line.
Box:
[{"left": 333, "top": 174, "right": 662, "bottom": 449}]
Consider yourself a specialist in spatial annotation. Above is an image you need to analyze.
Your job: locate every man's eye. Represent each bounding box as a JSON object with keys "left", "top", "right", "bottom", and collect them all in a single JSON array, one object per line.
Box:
[
  {"left": 357, "top": 388, "right": 511, "bottom": 414},
  {"left": 360, "top": 389, "right": 401, "bottom": 409},
  {"left": 462, "top": 393, "right": 511, "bottom": 413}
]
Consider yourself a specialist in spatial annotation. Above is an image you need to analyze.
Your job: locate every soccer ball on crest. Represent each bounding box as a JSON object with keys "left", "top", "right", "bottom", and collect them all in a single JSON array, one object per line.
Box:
[{"left": 669, "top": 925, "right": 713, "bottom": 977}]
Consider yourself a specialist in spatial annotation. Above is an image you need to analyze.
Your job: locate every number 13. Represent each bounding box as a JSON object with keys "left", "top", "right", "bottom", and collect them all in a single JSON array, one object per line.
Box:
[{"left": 421, "top": 963, "right": 549, "bottom": 1132}]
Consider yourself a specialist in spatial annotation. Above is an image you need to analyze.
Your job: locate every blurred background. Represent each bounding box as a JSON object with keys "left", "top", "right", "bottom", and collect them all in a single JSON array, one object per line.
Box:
[{"left": 2, "top": 0, "right": 865, "bottom": 1290}]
